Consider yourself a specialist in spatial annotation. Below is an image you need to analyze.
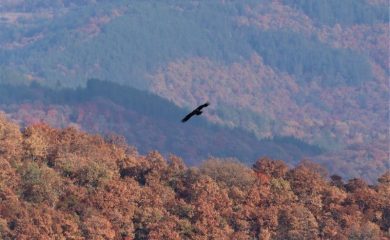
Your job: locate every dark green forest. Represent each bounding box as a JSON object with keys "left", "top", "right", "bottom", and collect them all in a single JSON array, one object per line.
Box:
[
  {"left": 250, "top": 30, "right": 372, "bottom": 86},
  {"left": 0, "top": 0, "right": 378, "bottom": 89},
  {"left": 283, "top": 0, "right": 389, "bottom": 26}
]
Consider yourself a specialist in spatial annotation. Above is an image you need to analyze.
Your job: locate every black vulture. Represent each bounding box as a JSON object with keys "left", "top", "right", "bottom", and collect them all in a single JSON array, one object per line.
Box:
[{"left": 181, "top": 102, "right": 210, "bottom": 122}]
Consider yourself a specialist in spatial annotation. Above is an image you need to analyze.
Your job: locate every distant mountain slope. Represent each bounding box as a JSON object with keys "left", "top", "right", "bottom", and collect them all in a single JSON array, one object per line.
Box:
[
  {"left": 0, "top": 79, "right": 322, "bottom": 165},
  {"left": 282, "top": 0, "right": 388, "bottom": 26},
  {"left": 148, "top": 54, "right": 388, "bottom": 177},
  {"left": 1, "top": 1, "right": 386, "bottom": 88},
  {"left": 0, "top": 1, "right": 255, "bottom": 88}
]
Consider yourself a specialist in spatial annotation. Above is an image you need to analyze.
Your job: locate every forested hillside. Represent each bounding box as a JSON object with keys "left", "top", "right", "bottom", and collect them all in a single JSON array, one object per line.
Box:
[
  {"left": 0, "top": 79, "right": 322, "bottom": 165},
  {"left": 0, "top": 115, "right": 389, "bottom": 239},
  {"left": 0, "top": 0, "right": 388, "bottom": 182}
]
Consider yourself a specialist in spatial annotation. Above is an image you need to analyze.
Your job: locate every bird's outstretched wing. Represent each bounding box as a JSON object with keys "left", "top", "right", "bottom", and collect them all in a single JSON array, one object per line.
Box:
[
  {"left": 196, "top": 102, "right": 210, "bottom": 111},
  {"left": 181, "top": 111, "right": 196, "bottom": 122}
]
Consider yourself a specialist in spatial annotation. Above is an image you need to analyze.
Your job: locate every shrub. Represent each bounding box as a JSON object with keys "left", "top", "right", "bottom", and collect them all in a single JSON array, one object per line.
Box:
[
  {"left": 19, "top": 161, "right": 62, "bottom": 206},
  {"left": 0, "top": 113, "right": 22, "bottom": 160},
  {"left": 200, "top": 158, "right": 256, "bottom": 190},
  {"left": 76, "top": 161, "right": 113, "bottom": 188}
]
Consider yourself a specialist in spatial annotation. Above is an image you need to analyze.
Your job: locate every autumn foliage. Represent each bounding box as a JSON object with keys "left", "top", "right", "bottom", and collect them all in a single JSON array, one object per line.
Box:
[{"left": 0, "top": 114, "right": 389, "bottom": 239}]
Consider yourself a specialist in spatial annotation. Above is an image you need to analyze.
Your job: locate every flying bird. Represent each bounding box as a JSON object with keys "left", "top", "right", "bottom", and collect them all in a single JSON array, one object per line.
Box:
[{"left": 181, "top": 102, "right": 210, "bottom": 122}]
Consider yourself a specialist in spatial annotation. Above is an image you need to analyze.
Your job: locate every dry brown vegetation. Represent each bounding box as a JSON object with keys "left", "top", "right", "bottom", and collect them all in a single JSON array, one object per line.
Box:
[{"left": 0, "top": 114, "right": 389, "bottom": 239}]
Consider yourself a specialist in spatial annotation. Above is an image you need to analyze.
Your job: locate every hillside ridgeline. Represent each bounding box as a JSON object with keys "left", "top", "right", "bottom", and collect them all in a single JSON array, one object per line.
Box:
[
  {"left": 0, "top": 79, "right": 322, "bottom": 166},
  {"left": 0, "top": 114, "right": 389, "bottom": 239}
]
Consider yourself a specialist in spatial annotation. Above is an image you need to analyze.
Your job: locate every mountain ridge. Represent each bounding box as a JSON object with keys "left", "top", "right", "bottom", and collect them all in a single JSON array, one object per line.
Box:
[
  {"left": 0, "top": 114, "right": 388, "bottom": 239},
  {"left": 0, "top": 79, "right": 323, "bottom": 167}
]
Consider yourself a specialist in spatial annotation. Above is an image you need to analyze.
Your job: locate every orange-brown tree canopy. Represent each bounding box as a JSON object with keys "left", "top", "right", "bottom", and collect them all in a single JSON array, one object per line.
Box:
[{"left": 0, "top": 114, "right": 388, "bottom": 239}]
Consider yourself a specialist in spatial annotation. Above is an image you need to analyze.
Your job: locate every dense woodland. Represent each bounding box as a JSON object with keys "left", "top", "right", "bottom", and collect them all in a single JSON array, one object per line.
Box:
[
  {"left": 0, "top": 4, "right": 387, "bottom": 239},
  {"left": 1, "top": 0, "right": 386, "bottom": 88},
  {"left": 0, "top": 114, "right": 389, "bottom": 239}
]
